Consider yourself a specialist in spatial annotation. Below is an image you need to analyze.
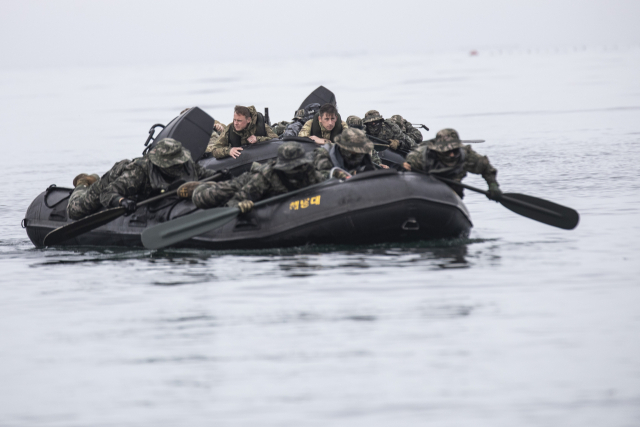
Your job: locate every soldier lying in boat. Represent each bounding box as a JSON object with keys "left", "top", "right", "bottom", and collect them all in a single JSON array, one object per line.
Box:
[
  {"left": 313, "top": 128, "right": 388, "bottom": 179},
  {"left": 67, "top": 139, "right": 223, "bottom": 220},
  {"left": 177, "top": 141, "right": 326, "bottom": 213},
  {"left": 298, "top": 103, "right": 348, "bottom": 145},
  {"left": 208, "top": 105, "right": 278, "bottom": 159},
  {"left": 363, "top": 110, "right": 417, "bottom": 152},
  {"left": 403, "top": 128, "right": 502, "bottom": 200}
]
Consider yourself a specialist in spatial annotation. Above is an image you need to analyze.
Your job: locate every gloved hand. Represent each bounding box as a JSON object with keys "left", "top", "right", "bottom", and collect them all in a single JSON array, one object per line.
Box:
[
  {"left": 177, "top": 182, "right": 201, "bottom": 199},
  {"left": 120, "top": 198, "right": 137, "bottom": 214},
  {"left": 389, "top": 139, "right": 400, "bottom": 150},
  {"left": 487, "top": 183, "right": 502, "bottom": 201},
  {"left": 332, "top": 169, "right": 349, "bottom": 179},
  {"left": 238, "top": 200, "right": 254, "bottom": 214}
]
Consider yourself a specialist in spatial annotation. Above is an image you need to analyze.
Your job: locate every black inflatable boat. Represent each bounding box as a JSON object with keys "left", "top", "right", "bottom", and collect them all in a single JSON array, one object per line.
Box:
[{"left": 24, "top": 169, "right": 472, "bottom": 250}]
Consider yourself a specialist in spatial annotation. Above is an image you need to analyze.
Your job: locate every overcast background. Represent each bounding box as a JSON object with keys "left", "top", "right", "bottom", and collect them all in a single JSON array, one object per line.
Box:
[{"left": 1, "top": 0, "right": 639, "bottom": 70}]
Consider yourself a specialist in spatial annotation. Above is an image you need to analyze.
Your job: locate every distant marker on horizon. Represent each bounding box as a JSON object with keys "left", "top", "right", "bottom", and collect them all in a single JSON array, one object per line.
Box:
[{"left": 470, "top": 50, "right": 478, "bottom": 56}]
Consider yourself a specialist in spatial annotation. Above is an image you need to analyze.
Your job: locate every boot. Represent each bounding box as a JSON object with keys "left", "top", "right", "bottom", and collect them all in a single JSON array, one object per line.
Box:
[
  {"left": 177, "top": 181, "right": 201, "bottom": 199},
  {"left": 73, "top": 173, "right": 99, "bottom": 188}
]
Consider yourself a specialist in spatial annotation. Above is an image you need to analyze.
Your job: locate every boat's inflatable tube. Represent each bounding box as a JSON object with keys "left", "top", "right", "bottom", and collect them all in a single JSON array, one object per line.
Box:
[{"left": 23, "top": 170, "right": 472, "bottom": 250}]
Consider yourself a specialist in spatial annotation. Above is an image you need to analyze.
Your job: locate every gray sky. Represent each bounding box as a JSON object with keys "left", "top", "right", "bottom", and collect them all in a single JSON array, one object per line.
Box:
[{"left": 1, "top": 0, "right": 639, "bottom": 69}]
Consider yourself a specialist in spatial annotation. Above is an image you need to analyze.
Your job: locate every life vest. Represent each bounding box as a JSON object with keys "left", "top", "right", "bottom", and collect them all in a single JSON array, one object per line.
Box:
[
  {"left": 228, "top": 112, "right": 267, "bottom": 147},
  {"left": 310, "top": 113, "right": 343, "bottom": 142}
]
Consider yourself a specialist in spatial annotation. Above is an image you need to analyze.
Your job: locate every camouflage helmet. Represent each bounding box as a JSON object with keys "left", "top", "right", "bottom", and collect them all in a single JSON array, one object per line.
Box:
[
  {"left": 346, "top": 115, "right": 363, "bottom": 129},
  {"left": 148, "top": 138, "right": 192, "bottom": 167},
  {"left": 426, "top": 128, "right": 485, "bottom": 152},
  {"left": 391, "top": 115, "right": 406, "bottom": 130},
  {"left": 273, "top": 141, "right": 313, "bottom": 171},
  {"left": 334, "top": 128, "right": 374, "bottom": 154},
  {"left": 363, "top": 110, "right": 384, "bottom": 124}
]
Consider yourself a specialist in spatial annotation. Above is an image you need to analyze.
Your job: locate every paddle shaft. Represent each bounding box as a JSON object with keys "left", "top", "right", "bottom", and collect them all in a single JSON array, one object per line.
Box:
[
  {"left": 366, "top": 135, "right": 411, "bottom": 155},
  {"left": 432, "top": 175, "right": 562, "bottom": 218}
]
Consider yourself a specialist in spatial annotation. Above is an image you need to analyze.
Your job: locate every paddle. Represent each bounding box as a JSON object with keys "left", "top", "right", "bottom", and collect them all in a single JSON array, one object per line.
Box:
[
  {"left": 43, "top": 171, "right": 226, "bottom": 246},
  {"left": 432, "top": 175, "right": 579, "bottom": 230},
  {"left": 141, "top": 180, "right": 332, "bottom": 250}
]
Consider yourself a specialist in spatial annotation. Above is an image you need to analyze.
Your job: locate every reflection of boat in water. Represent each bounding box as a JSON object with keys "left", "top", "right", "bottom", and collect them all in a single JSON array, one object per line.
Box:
[{"left": 23, "top": 169, "right": 472, "bottom": 250}]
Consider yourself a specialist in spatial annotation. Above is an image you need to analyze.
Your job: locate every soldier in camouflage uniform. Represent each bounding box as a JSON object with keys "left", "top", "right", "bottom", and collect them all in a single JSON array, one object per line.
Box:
[
  {"left": 209, "top": 105, "right": 278, "bottom": 159},
  {"left": 205, "top": 119, "right": 227, "bottom": 154},
  {"left": 188, "top": 141, "right": 326, "bottom": 213},
  {"left": 298, "top": 103, "right": 348, "bottom": 144},
  {"left": 281, "top": 103, "right": 321, "bottom": 138},
  {"left": 363, "top": 110, "right": 416, "bottom": 152},
  {"left": 391, "top": 114, "right": 423, "bottom": 144},
  {"left": 346, "top": 115, "right": 364, "bottom": 130},
  {"left": 271, "top": 120, "right": 291, "bottom": 136},
  {"left": 313, "top": 128, "right": 387, "bottom": 179},
  {"left": 403, "top": 128, "right": 502, "bottom": 200},
  {"left": 67, "top": 138, "right": 221, "bottom": 220}
]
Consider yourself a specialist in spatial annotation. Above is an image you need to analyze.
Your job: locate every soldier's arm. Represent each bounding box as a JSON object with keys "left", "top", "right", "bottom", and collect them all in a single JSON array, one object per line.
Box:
[
  {"left": 341, "top": 120, "right": 349, "bottom": 130},
  {"left": 99, "top": 163, "right": 147, "bottom": 208},
  {"left": 404, "top": 146, "right": 428, "bottom": 173},
  {"left": 297, "top": 119, "right": 313, "bottom": 137},
  {"left": 210, "top": 127, "right": 232, "bottom": 159},
  {"left": 312, "top": 147, "right": 333, "bottom": 180},
  {"left": 463, "top": 145, "right": 498, "bottom": 185},
  {"left": 405, "top": 123, "right": 424, "bottom": 143},
  {"left": 256, "top": 124, "right": 278, "bottom": 142},
  {"left": 226, "top": 172, "right": 272, "bottom": 207},
  {"left": 194, "top": 163, "right": 222, "bottom": 180}
]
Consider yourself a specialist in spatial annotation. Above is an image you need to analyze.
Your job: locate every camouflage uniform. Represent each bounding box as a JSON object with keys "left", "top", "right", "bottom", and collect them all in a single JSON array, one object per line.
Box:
[
  {"left": 191, "top": 162, "right": 261, "bottom": 210},
  {"left": 405, "top": 129, "right": 498, "bottom": 198},
  {"left": 391, "top": 114, "right": 423, "bottom": 144},
  {"left": 209, "top": 106, "right": 278, "bottom": 159},
  {"left": 313, "top": 128, "right": 377, "bottom": 179},
  {"left": 281, "top": 103, "right": 321, "bottom": 138},
  {"left": 298, "top": 117, "right": 349, "bottom": 140},
  {"left": 346, "top": 115, "right": 364, "bottom": 130},
  {"left": 363, "top": 110, "right": 416, "bottom": 151},
  {"left": 271, "top": 121, "right": 291, "bottom": 136},
  {"left": 192, "top": 142, "right": 326, "bottom": 209},
  {"left": 67, "top": 159, "right": 132, "bottom": 220},
  {"left": 205, "top": 120, "right": 227, "bottom": 153}
]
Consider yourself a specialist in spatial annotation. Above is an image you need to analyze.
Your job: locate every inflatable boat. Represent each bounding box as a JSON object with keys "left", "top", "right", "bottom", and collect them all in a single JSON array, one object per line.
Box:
[{"left": 23, "top": 169, "right": 472, "bottom": 250}]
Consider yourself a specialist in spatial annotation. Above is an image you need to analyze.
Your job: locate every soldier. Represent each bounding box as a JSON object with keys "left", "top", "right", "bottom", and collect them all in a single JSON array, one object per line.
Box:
[
  {"left": 313, "top": 128, "right": 387, "bottom": 179},
  {"left": 345, "top": 115, "right": 364, "bottom": 130},
  {"left": 281, "top": 103, "right": 321, "bottom": 138},
  {"left": 209, "top": 105, "right": 278, "bottom": 159},
  {"left": 183, "top": 141, "right": 326, "bottom": 213},
  {"left": 298, "top": 103, "right": 348, "bottom": 145},
  {"left": 66, "top": 139, "right": 222, "bottom": 220},
  {"left": 205, "top": 120, "right": 227, "bottom": 154},
  {"left": 391, "top": 114, "right": 423, "bottom": 144},
  {"left": 271, "top": 120, "right": 291, "bottom": 136},
  {"left": 363, "top": 110, "right": 416, "bottom": 151},
  {"left": 403, "top": 128, "right": 502, "bottom": 200}
]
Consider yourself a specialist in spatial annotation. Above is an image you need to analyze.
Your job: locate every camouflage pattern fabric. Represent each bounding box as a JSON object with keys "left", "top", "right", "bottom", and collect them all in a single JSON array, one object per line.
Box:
[
  {"left": 271, "top": 121, "right": 291, "bottom": 136},
  {"left": 334, "top": 128, "right": 374, "bottom": 154},
  {"left": 346, "top": 115, "right": 363, "bottom": 130},
  {"left": 192, "top": 169, "right": 255, "bottom": 210},
  {"left": 391, "top": 114, "right": 423, "bottom": 143},
  {"left": 405, "top": 144, "right": 498, "bottom": 187},
  {"left": 209, "top": 106, "right": 278, "bottom": 159},
  {"left": 205, "top": 120, "right": 227, "bottom": 153},
  {"left": 99, "top": 154, "right": 219, "bottom": 209},
  {"left": 366, "top": 118, "right": 416, "bottom": 151},
  {"left": 422, "top": 128, "right": 484, "bottom": 151},
  {"left": 273, "top": 141, "right": 314, "bottom": 171},
  {"left": 67, "top": 159, "right": 132, "bottom": 220},
  {"left": 282, "top": 103, "right": 321, "bottom": 137},
  {"left": 225, "top": 160, "right": 326, "bottom": 208},
  {"left": 363, "top": 110, "right": 384, "bottom": 124},
  {"left": 148, "top": 138, "right": 192, "bottom": 167},
  {"left": 298, "top": 118, "right": 348, "bottom": 140}
]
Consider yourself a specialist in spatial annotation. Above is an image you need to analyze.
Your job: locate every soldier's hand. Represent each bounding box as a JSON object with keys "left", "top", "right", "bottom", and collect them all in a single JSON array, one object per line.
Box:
[
  {"left": 177, "top": 182, "right": 201, "bottom": 200},
  {"left": 389, "top": 139, "right": 400, "bottom": 150},
  {"left": 230, "top": 147, "right": 243, "bottom": 158},
  {"left": 379, "top": 164, "right": 389, "bottom": 169},
  {"left": 119, "top": 198, "right": 137, "bottom": 214},
  {"left": 309, "top": 136, "right": 326, "bottom": 145},
  {"left": 402, "top": 162, "right": 412, "bottom": 171},
  {"left": 247, "top": 135, "right": 258, "bottom": 144},
  {"left": 238, "top": 200, "right": 254, "bottom": 214},
  {"left": 487, "top": 183, "right": 502, "bottom": 201},
  {"left": 332, "top": 169, "right": 349, "bottom": 180},
  {"left": 214, "top": 123, "right": 224, "bottom": 133}
]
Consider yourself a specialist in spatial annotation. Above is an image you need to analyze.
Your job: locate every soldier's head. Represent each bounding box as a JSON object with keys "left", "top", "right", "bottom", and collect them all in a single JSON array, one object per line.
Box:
[
  {"left": 273, "top": 141, "right": 314, "bottom": 186},
  {"left": 233, "top": 106, "right": 252, "bottom": 132},
  {"left": 335, "top": 128, "right": 373, "bottom": 165},
  {"left": 148, "top": 138, "right": 192, "bottom": 177},
  {"left": 428, "top": 129, "right": 482, "bottom": 167},
  {"left": 391, "top": 115, "right": 406, "bottom": 132},
  {"left": 346, "top": 115, "right": 363, "bottom": 130},
  {"left": 318, "top": 103, "right": 338, "bottom": 131},
  {"left": 363, "top": 110, "right": 384, "bottom": 135}
]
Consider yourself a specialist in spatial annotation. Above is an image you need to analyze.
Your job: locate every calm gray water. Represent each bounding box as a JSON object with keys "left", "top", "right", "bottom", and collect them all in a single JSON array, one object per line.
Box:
[{"left": 1, "top": 48, "right": 640, "bottom": 426}]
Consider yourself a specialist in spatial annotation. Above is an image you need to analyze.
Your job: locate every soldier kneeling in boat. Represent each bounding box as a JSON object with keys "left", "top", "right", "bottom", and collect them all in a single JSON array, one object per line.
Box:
[
  {"left": 391, "top": 114, "right": 424, "bottom": 144},
  {"left": 298, "top": 103, "right": 348, "bottom": 145},
  {"left": 313, "top": 128, "right": 388, "bottom": 179},
  {"left": 403, "top": 128, "right": 502, "bottom": 200},
  {"left": 177, "top": 141, "right": 325, "bottom": 213},
  {"left": 67, "top": 139, "right": 222, "bottom": 220},
  {"left": 208, "top": 105, "right": 278, "bottom": 159}
]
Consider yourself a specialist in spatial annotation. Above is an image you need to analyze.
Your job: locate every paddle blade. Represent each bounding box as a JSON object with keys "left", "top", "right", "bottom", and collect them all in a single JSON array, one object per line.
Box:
[
  {"left": 141, "top": 207, "right": 239, "bottom": 250},
  {"left": 43, "top": 207, "right": 126, "bottom": 246},
  {"left": 499, "top": 193, "right": 579, "bottom": 230}
]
